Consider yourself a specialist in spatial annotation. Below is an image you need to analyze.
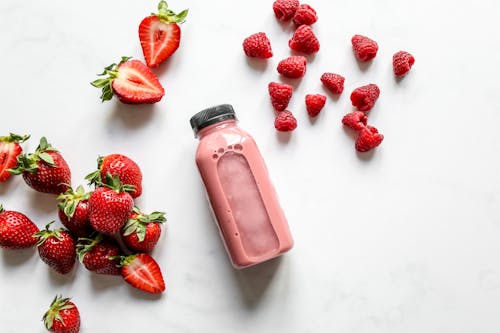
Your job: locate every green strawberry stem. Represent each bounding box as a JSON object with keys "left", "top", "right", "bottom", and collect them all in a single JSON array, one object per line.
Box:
[
  {"left": 43, "top": 295, "right": 74, "bottom": 330},
  {"left": 154, "top": 1, "right": 188, "bottom": 24},
  {"left": 57, "top": 185, "right": 91, "bottom": 218},
  {"left": 111, "top": 254, "right": 137, "bottom": 267},
  {"left": 0, "top": 204, "right": 4, "bottom": 213},
  {"left": 123, "top": 207, "right": 166, "bottom": 242},
  {"left": 0, "top": 133, "right": 30, "bottom": 143},
  {"left": 76, "top": 233, "right": 103, "bottom": 262},
  {"left": 90, "top": 57, "right": 131, "bottom": 102},
  {"left": 7, "top": 137, "right": 57, "bottom": 175},
  {"left": 85, "top": 156, "right": 105, "bottom": 186},
  {"left": 34, "top": 221, "right": 65, "bottom": 246},
  {"left": 101, "top": 173, "right": 136, "bottom": 194}
]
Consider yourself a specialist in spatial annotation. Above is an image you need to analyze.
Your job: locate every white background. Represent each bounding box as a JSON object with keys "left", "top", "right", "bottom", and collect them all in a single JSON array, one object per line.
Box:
[{"left": 1, "top": 0, "right": 500, "bottom": 332}]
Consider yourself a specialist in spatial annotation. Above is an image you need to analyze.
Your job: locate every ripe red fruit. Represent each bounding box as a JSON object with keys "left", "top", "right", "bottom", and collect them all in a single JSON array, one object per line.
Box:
[
  {"left": 243, "top": 32, "right": 273, "bottom": 59},
  {"left": 43, "top": 295, "right": 80, "bottom": 333},
  {"left": 57, "top": 185, "right": 91, "bottom": 238},
  {"left": 342, "top": 111, "right": 368, "bottom": 131},
  {"left": 139, "top": 1, "right": 188, "bottom": 68},
  {"left": 0, "top": 205, "right": 39, "bottom": 249},
  {"left": 121, "top": 207, "right": 166, "bottom": 253},
  {"left": 91, "top": 57, "right": 165, "bottom": 104},
  {"left": 393, "top": 51, "right": 415, "bottom": 77},
  {"left": 277, "top": 56, "right": 307, "bottom": 78},
  {"left": 289, "top": 25, "right": 320, "bottom": 54},
  {"left": 8, "top": 137, "right": 71, "bottom": 194},
  {"left": 305, "top": 94, "right": 326, "bottom": 117},
  {"left": 274, "top": 111, "right": 298, "bottom": 132},
  {"left": 76, "top": 233, "right": 121, "bottom": 275},
  {"left": 268, "top": 82, "right": 293, "bottom": 111},
  {"left": 351, "top": 34, "right": 378, "bottom": 61},
  {"left": 117, "top": 253, "right": 166, "bottom": 294},
  {"left": 0, "top": 133, "right": 29, "bottom": 182},
  {"left": 292, "top": 4, "right": 318, "bottom": 26},
  {"left": 34, "top": 222, "right": 76, "bottom": 275},
  {"left": 86, "top": 154, "right": 142, "bottom": 198},
  {"left": 355, "top": 125, "right": 384, "bottom": 152},
  {"left": 273, "top": 0, "right": 299, "bottom": 22},
  {"left": 88, "top": 174, "right": 135, "bottom": 234},
  {"left": 350, "top": 84, "right": 380, "bottom": 112},
  {"left": 320, "top": 72, "right": 345, "bottom": 94}
]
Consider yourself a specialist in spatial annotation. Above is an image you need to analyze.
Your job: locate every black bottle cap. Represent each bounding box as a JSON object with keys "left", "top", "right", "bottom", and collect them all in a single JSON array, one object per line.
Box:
[{"left": 190, "top": 104, "right": 237, "bottom": 136}]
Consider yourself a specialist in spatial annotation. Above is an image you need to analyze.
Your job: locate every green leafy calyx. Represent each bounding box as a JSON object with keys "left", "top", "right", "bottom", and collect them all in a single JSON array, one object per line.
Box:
[
  {"left": 123, "top": 207, "right": 166, "bottom": 242},
  {"left": 154, "top": 1, "right": 188, "bottom": 24},
  {"left": 57, "top": 185, "right": 91, "bottom": 219},
  {"left": 33, "top": 221, "right": 65, "bottom": 246},
  {"left": 0, "top": 204, "right": 4, "bottom": 213},
  {"left": 84, "top": 156, "right": 105, "bottom": 187},
  {"left": 76, "top": 233, "right": 103, "bottom": 262},
  {"left": 0, "top": 133, "right": 30, "bottom": 144},
  {"left": 7, "top": 137, "right": 57, "bottom": 175},
  {"left": 42, "top": 295, "right": 74, "bottom": 330},
  {"left": 102, "top": 173, "right": 136, "bottom": 194},
  {"left": 90, "top": 57, "right": 131, "bottom": 102}
]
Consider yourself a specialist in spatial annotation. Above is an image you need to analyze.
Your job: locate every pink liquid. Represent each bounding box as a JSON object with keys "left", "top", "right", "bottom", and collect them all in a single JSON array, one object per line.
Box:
[{"left": 195, "top": 120, "right": 293, "bottom": 268}]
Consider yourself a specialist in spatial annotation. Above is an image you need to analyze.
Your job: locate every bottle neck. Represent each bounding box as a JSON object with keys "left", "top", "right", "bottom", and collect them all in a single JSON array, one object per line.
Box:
[{"left": 197, "top": 119, "right": 238, "bottom": 139}]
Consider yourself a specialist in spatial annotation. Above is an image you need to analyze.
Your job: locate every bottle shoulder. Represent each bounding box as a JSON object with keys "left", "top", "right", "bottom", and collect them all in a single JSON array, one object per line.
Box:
[{"left": 196, "top": 126, "right": 255, "bottom": 156}]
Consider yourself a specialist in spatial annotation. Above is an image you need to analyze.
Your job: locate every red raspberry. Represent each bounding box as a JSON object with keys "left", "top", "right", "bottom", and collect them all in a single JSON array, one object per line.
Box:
[
  {"left": 350, "top": 84, "right": 380, "bottom": 112},
  {"left": 273, "top": 0, "right": 299, "bottom": 22},
  {"left": 355, "top": 125, "right": 384, "bottom": 152},
  {"left": 243, "top": 32, "right": 273, "bottom": 59},
  {"left": 277, "top": 56, "right": 307, "bottom": 79},
  {"left": 320, "top": 73, "right": 345, "bottom": 94},
  {"left": 292, "top": 4, "right": 318, "bottom": 26},
  {"left": 274, "top": 111, "right": 297, "bottom": 132},
  {"left": 305, "top": 94, "right": 326, "bottom": 117},
  {"left": 268, "top": 82, "right": 293, "bottom": 111},
  {"left": 393, "top": 51, "right": 415, "bottom": 77},
  {"left": 351, "top": 35, "right": 378, "bottom": 61},
  {"left": 342, "top": 111, "right": 368, "bottom": 131},
  {"left": 289, "top": 25, "right": 320, "bottom": 54}
]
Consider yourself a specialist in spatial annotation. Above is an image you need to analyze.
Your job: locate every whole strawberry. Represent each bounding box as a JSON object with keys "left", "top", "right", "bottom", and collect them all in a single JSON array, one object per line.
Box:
[
  {"left": 289, "top": 25, "right": 320, "bottom": 54},
  {"left": 243, "top": 32, "right": 273, "bottom": 59},
  {"left": 268, "top": 82, "right": 293, "bottom": 111},
  {"left": 86, "top": 154, "right": 142, "bottom": 198},
  {"left": 0, "top": 205, "right": 39, "bottom": 249},
  {"left": 43, "top": 295, "right": 80, "bottom": 333},
  {"left": 91, "top": 57, "right": 165, "bottom": 104},
  {"left": 351, "top": 34, "right": 378, "bottom": 61},
  {"left": 277, "top": 56, "right": 307, "bottom": 79},
  {"left": 8, "top": 137, "right": 71, "bottom": 194},
  {"left": 76, "top": 233, "right": 121, "bottom": 275},
  {"left": 34, "top": 222, "right": 76, "bottom": 275},
  {"left": 139, "top": 1, "right": 188, "bottom": 68},
  {"left": 0, "top": 133, "right": 30, "bottom": 182},
  {"left": 116, "top": 253, "right": 166, "bottom": 294},
  {"left": 57, "top": 185, "right": 91, "bottom": 238},
  {"left": 121, "top": 207, "right": 166, "bottom": 253},
  {"left": 88, "top": 174, "right": 135, "bottom": 234}
]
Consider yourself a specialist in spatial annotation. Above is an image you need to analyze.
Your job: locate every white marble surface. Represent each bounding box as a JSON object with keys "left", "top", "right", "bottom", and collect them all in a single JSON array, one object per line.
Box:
[{"left": 1, "top": 0, "right": 500, "bottom": 332}]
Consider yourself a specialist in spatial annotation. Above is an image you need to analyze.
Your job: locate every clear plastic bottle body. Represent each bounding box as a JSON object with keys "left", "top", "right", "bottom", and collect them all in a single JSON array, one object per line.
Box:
[{"left": 195, "top": 120, "right": 293, "bottom": 268}]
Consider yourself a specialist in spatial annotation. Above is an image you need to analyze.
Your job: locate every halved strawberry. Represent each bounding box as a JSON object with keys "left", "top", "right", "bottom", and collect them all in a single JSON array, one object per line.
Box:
[
  {"left": 0, "top": 133, "right": 29, "bottom": 182},
  {"left": 91, "top": 57, "right": 165, "bottom": 104},
  {"left": 139, "top": 1, "right": 188, "bottom": 68},
  {"left": 116, "top": 253, "right": 165, "bottom": 294}
]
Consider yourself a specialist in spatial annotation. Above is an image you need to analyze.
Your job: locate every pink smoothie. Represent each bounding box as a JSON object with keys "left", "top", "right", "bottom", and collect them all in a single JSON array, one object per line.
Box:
[{"left": 191, "top": 105, "right": 293, "bottom": 268}]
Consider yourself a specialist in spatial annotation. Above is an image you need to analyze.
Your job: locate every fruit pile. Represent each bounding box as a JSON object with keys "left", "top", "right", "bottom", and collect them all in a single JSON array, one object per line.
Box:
[
  {"left": 242, "top": 0, "right": 415, "bottom": 152},
  {"left": 1, "top": 136, "right": 167, "bottom": 331}
]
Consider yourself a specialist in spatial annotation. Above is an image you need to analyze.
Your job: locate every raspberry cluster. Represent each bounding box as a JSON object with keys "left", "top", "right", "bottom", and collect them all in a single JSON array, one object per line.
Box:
[{"left": 241, "top": 0, "right": 415, "bottom": 151}]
